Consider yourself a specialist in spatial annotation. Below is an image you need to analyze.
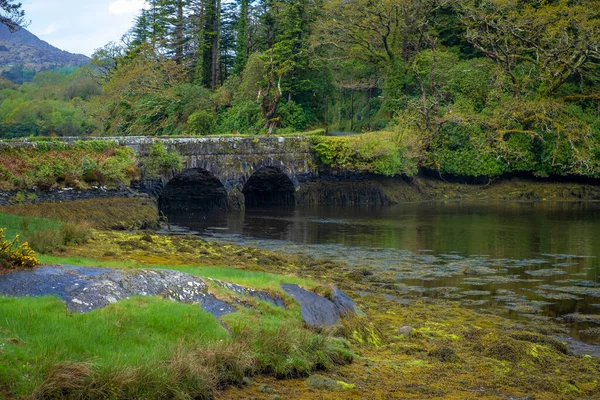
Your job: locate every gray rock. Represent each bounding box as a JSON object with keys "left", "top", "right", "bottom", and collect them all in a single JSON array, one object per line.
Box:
[
  {"left": 398, "top": 325, "right": 414, "bottom": 335},
  {"left": 331, "top": 287, "right": 356, "bottom": 315},
  {"left": 280, "top": 284, "right": 357, "bottom": 327},
  {"left": 0, "top": 265, "right": 234, "bottom": 318}
]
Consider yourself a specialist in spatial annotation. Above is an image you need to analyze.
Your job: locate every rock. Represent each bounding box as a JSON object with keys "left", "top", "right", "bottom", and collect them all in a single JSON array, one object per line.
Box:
[
  {"left": 281, "top": 284, "right": 357, "bottom": 327},
  {"left": 258, "top": 384, "right": 274, "bottom": 393},
  {"left": 306, "top": 375, "right": 355, "bottom": 391},
  {"left": 0, "top": 265, "right": 254, "bottom": 319},
  {"left": 331, "top": 287, "right": 357, "bottom": 316},
  {"left": 307, "top": 374, "right": 341, "bottom": 391},
  {"left": 398, "top": 325, "right": 414, "bottom": 335}
]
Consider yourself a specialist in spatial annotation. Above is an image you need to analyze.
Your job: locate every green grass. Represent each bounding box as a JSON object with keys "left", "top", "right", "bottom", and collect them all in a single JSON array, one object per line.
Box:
[
  {"left": 0, "top": 295, "right": 229, "bottom": 397},
  {"left": 0, "top": 293, "right": 351, "bottom": 398},
  {"left": 39, "top": 254, "right": 317, "bottom": 291},
  {"left": 0, "top": 212, "right": 61, "bottom": 239}
]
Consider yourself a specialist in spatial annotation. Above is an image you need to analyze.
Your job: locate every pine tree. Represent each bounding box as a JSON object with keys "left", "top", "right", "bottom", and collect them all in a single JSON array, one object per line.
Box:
[{"left": 233, "top": 0, "right": 249, "bottom": 74}]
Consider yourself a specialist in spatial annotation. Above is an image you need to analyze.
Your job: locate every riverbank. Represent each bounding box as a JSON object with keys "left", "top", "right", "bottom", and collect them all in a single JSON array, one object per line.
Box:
[{"left": 297, "top": 174, "right": 600, "bottom": 206}]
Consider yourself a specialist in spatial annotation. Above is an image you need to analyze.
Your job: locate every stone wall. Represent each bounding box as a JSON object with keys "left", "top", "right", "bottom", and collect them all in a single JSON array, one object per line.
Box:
[{"left": 0, "top": 187, "right": 141, "bottom": 207}]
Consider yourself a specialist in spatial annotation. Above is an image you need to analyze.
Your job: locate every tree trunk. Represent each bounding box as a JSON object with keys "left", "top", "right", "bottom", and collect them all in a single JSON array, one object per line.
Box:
[{"left": 211, "top": 0, "right": 221, "bottom": 89}]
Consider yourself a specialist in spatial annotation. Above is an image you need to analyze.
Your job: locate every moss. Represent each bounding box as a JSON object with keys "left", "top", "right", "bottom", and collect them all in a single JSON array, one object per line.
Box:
[
  {"left": 428, "top": 345, "right": 461, "bottom": 363},
  {"left": 510, "top": 332, "right": 569, "bottom": 355}
]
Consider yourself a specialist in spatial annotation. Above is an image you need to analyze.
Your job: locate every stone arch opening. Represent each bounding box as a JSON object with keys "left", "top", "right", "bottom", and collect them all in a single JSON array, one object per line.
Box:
[
  {"left": 159, "top": 168, "right": 228, "bottom": 213},
  {"left": 243, "top": 166, "right": 296, "bottom": 208}
]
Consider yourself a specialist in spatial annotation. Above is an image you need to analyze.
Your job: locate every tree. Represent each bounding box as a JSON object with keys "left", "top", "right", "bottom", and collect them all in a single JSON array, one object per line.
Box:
[
  {"left": 234, "top": 0, "right": 249, "bottom": 73},
  {"left": 0, "top": 0, "right": 26, "bottom": 31},
  {"left": 460, "top": 0, "right": 600, "bottom": 95}
]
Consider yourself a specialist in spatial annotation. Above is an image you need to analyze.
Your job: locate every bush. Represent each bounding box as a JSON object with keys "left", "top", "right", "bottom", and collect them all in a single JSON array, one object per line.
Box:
[
  {"left": 62, "top": 221, "right": 92, "bottom": 245},
  {"left": 26, "top": 230, "right": 64, "bottom": 253},
  {"left": 0, "top": 228, "right": 40, "bottom": 269},
  {"left": 312, "top": 132, "right": 417, "bottom": 176},
  {"left": 0, "top": 142, "right": 139, "bottom": 191},
  {"left": 277, "top": 100, "right": 310, "bottom": 131},
  {"left": 426, "top": 120, "right": 508, "bottom": 177},
  {"left": 218, "top": 101, "right": 265, "bottom": 134},
  {"left": 188, "top": 111, "right": 215, "bottom": 135},
  {"left": 141, "top": 143, "right": 185, "bottom": 178}
]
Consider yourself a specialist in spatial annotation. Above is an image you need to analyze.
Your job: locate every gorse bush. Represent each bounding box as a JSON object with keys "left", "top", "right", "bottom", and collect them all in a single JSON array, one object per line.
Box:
[{"left": 0, "top": 228, "right": 40, "bottom": 269}]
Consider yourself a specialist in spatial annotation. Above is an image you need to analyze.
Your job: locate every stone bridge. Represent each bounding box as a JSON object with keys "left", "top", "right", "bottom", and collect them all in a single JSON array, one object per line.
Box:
[
  {"left": 127, "top": 136, "right": 319, "bottom": 211},
  {"left": 1, "top": 136, "right": 319, "bottom": 211},
  {"left": 0, "top": 136, "right": 400, "bottom": 210}
]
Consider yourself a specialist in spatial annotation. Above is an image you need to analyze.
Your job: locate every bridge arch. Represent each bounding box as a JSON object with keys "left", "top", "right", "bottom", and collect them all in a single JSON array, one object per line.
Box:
[
  {"left": 158, "top": 167, "right": 228, "bottom": 213},
  {"left": 242, "top": 165, "right": 297, "bottom": 208}
]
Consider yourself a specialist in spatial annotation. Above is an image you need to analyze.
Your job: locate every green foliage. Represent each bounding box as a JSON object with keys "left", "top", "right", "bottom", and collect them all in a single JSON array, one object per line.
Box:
[
  {"left": 426, "top": 120, "right": 507, "bottom": 177},
  {"left": 1, "top": 0, "right": 600, "bottom": 180},
  {"left": 141, "top": 142, "right": 185, "bottom": 178},
  {"left": 0, "top": 67, "right": 99, "bottom": 138},
  {"left": 0, "top": 142, "right": 138, "bottom": 190},
  {"left": 218, "top": 100, "right": 266, "bottom": 134},
  {"left": 188, "top": 111, "right": 215, "bottom": 135},
  {"left": 313, "top": 132, "right": 417, "bottom": 176},
  {"left": 277, "top": 100, "right": 309, "bottom": 131}
]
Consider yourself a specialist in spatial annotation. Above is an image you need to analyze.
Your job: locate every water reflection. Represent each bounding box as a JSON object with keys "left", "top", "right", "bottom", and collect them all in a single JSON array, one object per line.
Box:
[{"left": 166, "top": 202, "right": 600, "bottom": 345}]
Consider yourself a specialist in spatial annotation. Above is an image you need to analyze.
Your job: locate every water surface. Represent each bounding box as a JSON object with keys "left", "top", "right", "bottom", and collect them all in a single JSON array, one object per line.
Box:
[{"left": 167, "top": 202, "right": 600, "bottom": 345}]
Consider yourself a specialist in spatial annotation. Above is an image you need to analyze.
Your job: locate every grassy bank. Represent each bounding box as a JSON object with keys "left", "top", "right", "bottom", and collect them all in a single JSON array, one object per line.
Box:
[
  {"left": 0, "top": 293, "right": 351, "bottom": 399},
  {"left": 0, "top": 197, "right": 159, "bottom": 230}
]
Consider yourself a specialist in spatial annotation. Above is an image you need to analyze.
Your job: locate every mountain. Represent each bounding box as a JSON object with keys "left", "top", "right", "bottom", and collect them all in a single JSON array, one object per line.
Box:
[{"left": 0, "top": 24, "right": 90, "bottom": 76}]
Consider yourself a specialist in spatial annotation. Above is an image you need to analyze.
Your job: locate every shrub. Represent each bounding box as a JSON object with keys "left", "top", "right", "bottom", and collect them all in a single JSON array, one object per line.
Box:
[
  {"left": 312, "top": 132, "right": 417, "bottom": 176},
  {"left": 0, "top": 142, "right": 139, "bottom": 191},
  {"left": 141, "top": 143, "right": 185, "bottom": 178},
  {"left": 26, "top": 230, "right": 64, "bottom": 253},
  {"left": 61, "top": 221, "right": 92, "bottom": 245},
  {"left": 277, "top": 100, "right": 310, "bottom": 131},
  {"left": 0, "top": 228, "right": 40, "bottom": 269},
  {"left": 218, "top": 101, "right": 265, "bottom": 134},
  {"left": 188, "top": 111, "right": 215, "bottom": 135}
]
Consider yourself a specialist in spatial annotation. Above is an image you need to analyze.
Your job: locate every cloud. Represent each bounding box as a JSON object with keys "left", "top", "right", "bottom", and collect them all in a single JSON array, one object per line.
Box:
[
  {"left": 40, "top": 23, "right": 57, "bottom": 35},
  {"left": 108, "top": 0, "right": 145, "bottom": 15}
]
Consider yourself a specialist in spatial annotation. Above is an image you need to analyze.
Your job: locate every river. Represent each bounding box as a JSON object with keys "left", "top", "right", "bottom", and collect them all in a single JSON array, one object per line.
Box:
[{"left": 166, "top": 201, "right": 600, "bottom": 345}]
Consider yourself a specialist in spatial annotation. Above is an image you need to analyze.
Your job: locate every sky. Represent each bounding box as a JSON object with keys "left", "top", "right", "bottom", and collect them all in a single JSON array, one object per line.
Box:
[{"left": 20, "top": 0, "right": 147, "bottom": 57}]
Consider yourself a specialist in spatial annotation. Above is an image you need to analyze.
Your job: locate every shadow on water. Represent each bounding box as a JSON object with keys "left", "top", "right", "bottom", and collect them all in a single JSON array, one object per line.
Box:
[{"left": 165, "top": 201, "right": 600, "bottom": 345}]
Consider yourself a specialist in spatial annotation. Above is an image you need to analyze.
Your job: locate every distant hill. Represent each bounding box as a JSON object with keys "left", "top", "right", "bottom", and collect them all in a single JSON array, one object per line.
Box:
[{"left": 0, "top": 24, "right": 90, "bottom": 79}]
